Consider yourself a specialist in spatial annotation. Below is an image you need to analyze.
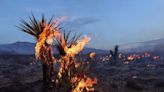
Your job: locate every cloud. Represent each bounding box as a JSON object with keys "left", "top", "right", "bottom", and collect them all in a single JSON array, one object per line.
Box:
[{"left": 64, "top": 17, "right": 99, "bottom": 28}]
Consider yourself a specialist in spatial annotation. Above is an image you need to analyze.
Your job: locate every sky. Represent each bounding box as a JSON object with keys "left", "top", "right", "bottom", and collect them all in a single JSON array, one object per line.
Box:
[{"left": 0, "top": 0, "right": 164, "bottom": 50}]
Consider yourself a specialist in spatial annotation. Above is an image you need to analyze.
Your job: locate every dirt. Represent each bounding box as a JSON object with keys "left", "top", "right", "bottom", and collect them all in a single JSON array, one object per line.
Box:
[{"left": 0, "top": 55, "right": 164, "bottom": 92}]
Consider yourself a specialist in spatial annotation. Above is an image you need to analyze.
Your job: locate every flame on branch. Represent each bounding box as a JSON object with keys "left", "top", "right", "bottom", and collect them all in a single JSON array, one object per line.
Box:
[
  {"left": 35, "top": 17, "right": 64, "bottom": 60},
  {"left": 64, "top": 35, "right": 91, "bottom": 57},
  {"left": 35, "top": 26, "right": 50, "bottom": 60}
]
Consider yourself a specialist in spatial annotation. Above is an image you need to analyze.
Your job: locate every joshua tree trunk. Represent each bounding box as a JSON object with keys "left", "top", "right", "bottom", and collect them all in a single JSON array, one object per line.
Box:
[
  {"left": 41, "top": 44, "right": 56, "bottom": 90},
  {"left": 42, "top": 62, "right": 51, "bottom": 86}
]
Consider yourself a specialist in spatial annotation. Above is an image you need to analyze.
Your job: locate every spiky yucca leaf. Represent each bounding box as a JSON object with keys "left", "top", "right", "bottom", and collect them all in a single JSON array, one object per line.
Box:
[
  {"left": 17, "top": 14, "right": 54, "bottom": 40},
  {"left": 54, "top": 31, "right": 81, "bottom": 56}
]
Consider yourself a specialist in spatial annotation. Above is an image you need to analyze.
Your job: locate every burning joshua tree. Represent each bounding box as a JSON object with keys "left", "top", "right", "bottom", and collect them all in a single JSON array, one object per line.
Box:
[
  {"left": 18, "top": 14, "right": 97, "bottom": 92},
  {"left": 18, "top": 14, "right": 58, "bottom": 88}
]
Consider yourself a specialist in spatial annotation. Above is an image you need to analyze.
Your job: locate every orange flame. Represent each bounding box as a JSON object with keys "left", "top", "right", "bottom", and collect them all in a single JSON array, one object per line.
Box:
[
  {"left": 89, "top": 52, "right": 96, "bottom": 59},
  {"left": 72, "top": 75, "right": 97, "bottom": 92},
  {"left": 35, "top": 26, "right": 50, "bottom": 60},
  {"left": 127, "top": 55, "right": 134, "bottom": 61},
  {"left": 64, "top": 35, "right": 91, "bottom": 57},
  {"left": 35, "top": 16, "right": 64, "bottom": 60}
]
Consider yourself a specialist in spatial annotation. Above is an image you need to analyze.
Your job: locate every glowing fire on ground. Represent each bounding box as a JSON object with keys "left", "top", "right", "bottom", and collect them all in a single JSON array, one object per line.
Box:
[
  {"left": 99, "top": 52, "right": 160, "bottom": 63},
  {"left": 72, "top": 75, "right": 97, "bottom": 92},
  {"left": 89, "top": 52, "right": 96, "bottom": 59}
]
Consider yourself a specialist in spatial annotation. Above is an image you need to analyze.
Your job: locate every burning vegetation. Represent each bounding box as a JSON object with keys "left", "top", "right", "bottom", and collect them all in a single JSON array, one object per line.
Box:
[
  {"left": 100, "top": 51, "right": 160, "bottom": 64},
  {"left": 18, "top": 14, "right": 97, "bottom": 92}
]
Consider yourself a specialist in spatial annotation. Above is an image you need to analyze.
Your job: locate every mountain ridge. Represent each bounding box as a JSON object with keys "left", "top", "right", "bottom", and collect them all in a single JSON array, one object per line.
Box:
[
  {"left": 0, "top": 37, "right": 164, "bottom": 55},
  {"left": 120, "top": 37, "right": 164, "bottom": 53},
  {"left": 0, "top": 42, "right": 109, "bottom": 55}
]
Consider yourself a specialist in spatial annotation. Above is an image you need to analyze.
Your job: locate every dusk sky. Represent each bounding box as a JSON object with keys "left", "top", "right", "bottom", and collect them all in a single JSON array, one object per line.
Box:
[{"left": 1, "top": 0, "right": 164, "bottom": 50}]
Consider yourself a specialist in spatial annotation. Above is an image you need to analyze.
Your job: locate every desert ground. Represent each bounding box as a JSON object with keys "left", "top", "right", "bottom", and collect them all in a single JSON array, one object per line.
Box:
[{"left": 0, "top": 54, "right": 164, "bottom": 92}]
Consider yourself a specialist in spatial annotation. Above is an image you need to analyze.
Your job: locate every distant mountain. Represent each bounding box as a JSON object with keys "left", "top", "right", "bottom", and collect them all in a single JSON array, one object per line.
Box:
[
  {"left": 120, "top": 37, "right": 164, "bottom": 53},
  {"left": 0, "top": 42, "right": 35, "bottom": 55},
  {"left": 1, "top": 37, "right": 163, "bottom": 55},
  {"left": 0, "top": 42, "right": 109, "bottom": 55}
]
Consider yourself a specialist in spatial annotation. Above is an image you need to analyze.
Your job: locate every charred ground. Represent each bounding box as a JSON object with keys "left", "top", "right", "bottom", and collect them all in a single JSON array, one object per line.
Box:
[{"left": 0, "top": 54, "right": 164, "bottom": 92}]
